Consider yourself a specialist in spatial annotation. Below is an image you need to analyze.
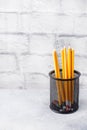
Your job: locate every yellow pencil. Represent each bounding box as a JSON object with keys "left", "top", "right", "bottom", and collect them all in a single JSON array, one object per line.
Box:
[
  {"left": 61, "top": 49, "right": 65, "bottom": 103},
  {"left": 53, "top": 50, "right": 61, "bottom": 105},
  {"left": 68, "top": 47, "right": 72, "bottom": 106},
  {"left": 53, "top": 50, "right": 65, "bottom": 105},
  {"left": 64, "top": 47, "right": 68, "bottom": 105},
  {"left": 61, "top": 49, "right": 65, "bottom": 79},
  {"left": 71, "top": 48, "right": 74, "bottom": 104}
]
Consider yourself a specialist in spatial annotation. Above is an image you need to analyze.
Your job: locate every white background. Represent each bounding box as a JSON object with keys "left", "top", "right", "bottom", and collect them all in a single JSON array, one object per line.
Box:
[{"left": 0, "top": 0, "right": 86, "bottom": 88}]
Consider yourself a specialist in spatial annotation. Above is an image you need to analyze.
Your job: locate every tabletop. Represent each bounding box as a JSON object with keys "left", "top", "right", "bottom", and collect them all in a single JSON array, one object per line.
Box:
[{"left": 0, "top": 87, "right": 86, "bottom": 130}]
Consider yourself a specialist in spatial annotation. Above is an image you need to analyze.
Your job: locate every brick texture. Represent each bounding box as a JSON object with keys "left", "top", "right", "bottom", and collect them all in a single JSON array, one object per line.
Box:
[
  {"left": 29, "top": 34, "right": 55, "bottom": 54},
  {"left": 74, "top": 16, "right": 87, "bottom": 35},
  {"left": 19, "top": 55, "right": 53, "bottom": 75},
  {"left": 33, "top": 0, "right": 61, "bottom": 13},
  {"left": 0, "top": 54, "right": 17, "bottom": 72},
  {"left": 21, "top": 13, "right": 74, "bottom": 33},
  {"left": 61, "top": 0, "right": 87, "bottom": 14},
  {"left": 0, "top": 0, "right": 86, "bottom": 88},
  {"left": 0, "top": 34, "right": 29, "bottom": 53}
]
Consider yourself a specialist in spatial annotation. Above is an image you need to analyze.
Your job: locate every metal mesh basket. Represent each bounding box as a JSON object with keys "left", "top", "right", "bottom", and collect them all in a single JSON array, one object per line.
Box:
[{"left": 49, "top": 69, "right": 81, "bottom": 114}]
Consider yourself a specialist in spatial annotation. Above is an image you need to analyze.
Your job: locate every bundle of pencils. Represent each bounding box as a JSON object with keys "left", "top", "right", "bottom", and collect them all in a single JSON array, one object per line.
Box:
[{"left": 53, "top": 47, "right": 74, "bottom": 110}]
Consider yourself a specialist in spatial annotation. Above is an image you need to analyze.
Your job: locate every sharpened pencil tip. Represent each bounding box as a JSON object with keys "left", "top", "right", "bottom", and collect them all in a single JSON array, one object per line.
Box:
[{"left": 53, "top": 49, "right": 56, "bottom": 54}]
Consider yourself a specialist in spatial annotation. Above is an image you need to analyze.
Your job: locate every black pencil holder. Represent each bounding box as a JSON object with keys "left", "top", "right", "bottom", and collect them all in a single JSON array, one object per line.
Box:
[{"left": 49, "top": 69, "right": 81, "bottom": 114}]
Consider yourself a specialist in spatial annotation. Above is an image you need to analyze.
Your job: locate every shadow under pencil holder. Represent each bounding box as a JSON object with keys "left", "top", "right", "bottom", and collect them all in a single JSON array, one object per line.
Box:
[{"left": 49, "top": 69, "right": 81, "bottom": 114}]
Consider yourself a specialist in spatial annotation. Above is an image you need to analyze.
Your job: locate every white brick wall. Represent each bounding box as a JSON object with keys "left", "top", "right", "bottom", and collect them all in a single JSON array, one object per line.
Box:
[
  {"left": 0, "top": 13, "right": 19, "bottom": 32},
  {"left": 0, "top": 34, "right": 29, "bottom": 53},
  {"left": 0, "top": 54, "right": 17, "bottom": 72},
  {"left": 0, "top": 0, "right": 22, "bottom": 12},
  {"left": 0, "top": 0, "right": 86, "bottom": 89},
  {"left": 61, "top": 0, "right": 87, "bottom": 14},
  {"left": 74, "top": 16, "right": 87, "bottom": 35},
  {"left": 19, "top": 55, "right": 53, "bottom": 74},
  {"left": 33, "top": 0, "right": 61, "bottom": 13},
  {"left": 29, "top": 34, "right": 54, "bottom": 54},
  {"left": 21, "top": 13, "right": 74, "bottom": 33}
]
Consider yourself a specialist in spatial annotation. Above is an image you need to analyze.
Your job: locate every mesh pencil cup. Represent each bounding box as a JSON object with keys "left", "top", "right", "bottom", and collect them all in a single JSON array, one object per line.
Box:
[{"left": 49, "top": 69, "right": 81, "bottom": 114}]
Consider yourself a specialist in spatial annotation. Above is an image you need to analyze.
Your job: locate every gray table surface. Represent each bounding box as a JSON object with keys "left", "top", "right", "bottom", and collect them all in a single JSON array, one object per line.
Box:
[{"left": 0, "top": 87, "right": 86, "bottom": 130}]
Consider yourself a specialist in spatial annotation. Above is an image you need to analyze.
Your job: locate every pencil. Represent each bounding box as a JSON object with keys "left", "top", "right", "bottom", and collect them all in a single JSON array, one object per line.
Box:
[
  {"left": 61, "top": 49, "right": 65, "bottom": 79},
  {"left": 64, "top": 47, "right": 68, "bottom": 105},
  {"left": 53, "top": 50, "right": 65, "bottom": 105},
  {"left": 71, "top": 48, "right": 74, "bottom": 104},
  {"left": 53, "top": 50, "right": 61, "bottom": 105},
  {"left": 61, "top": 49, "right": 65, "bottom": 103},
  {"left": 68, "top": 47, "right": 72, "bottom": 106}
]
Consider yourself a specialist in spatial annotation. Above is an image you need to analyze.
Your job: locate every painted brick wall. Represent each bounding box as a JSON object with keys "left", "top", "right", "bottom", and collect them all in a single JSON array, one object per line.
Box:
[{"left": 0, "top": 0, "right": 87, "bottom": 89}]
